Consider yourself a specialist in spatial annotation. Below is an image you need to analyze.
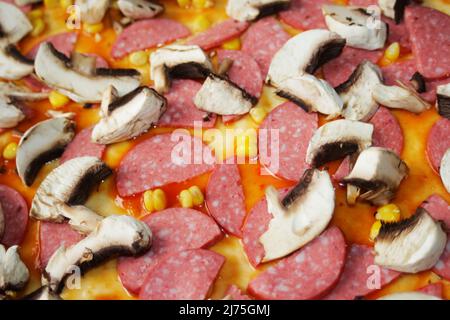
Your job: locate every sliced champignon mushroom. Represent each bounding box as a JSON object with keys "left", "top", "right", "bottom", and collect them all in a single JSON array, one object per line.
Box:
[
  {"left": 34, "top": 43, "right": 140, "bottom": 103},
  {"left": 30, "top": 156, "right": 112, "bottom": 234},
  {"left": 0, "top": 1, "right": 32, "bottom": 43},
  {"left": 276, "top": 74, "right": 343, "bottom": 118},
  {"left": 322, "top": 5, "right": 388, "bottom": 50},
  {"left": 0, "top": 96, "right": 25, "bottom": 129},
  {"left": 150, "top": 44, "right": 213, "bottom": 94},
  {"left": 372, "top": 83, "right": 430, "bottom": 114},
  {"left": 343, "top": 147, "right": 408, "bottom": 206},
  {"left": 378, "top": 292, "right": 441, "bottom": 300},
  {"left": 436, "top": 83, "right": 450, "bottom": 120},
  {"left": 0, "top": 82, "right": 48, "bottom": 101},
  {"left": 336, "top": 60, "right": 383, "bottom": 121},
  {"left": 117, "top": 0, "right": 164, "bottom": 20},
  {"left": 194, "top": 73, "right": 257, "bottom": 116},
  {"left": 226, "top": 0, "right": 291, "bottom": 22},
  {"left": 374, "top": 208, "right": 447, "bottom": 273},
  {"left": 260, "top": 169, "right": 335, "bottom": 262},
  {"left": 0, "top": 39, "right": 34, "bottom": 80},
  {"left": 378, "top": 0, "right": 410, "bottom": 23},
  {"left": 0, "top": 245, "right": 30, "bottom": 297},
  {"left": 0, "top": 204, "right": 4, "bottom": 240},
  {"left": 42, "top": 215, "right": 152, "bottom": 293},
  {"left": 75, "top": 0, "right": 110, "bottom": 24},
  {"left": 23, "top": 285, "right": 62, "bottom": 301},
  {"left": 267, "top": 29, "right": 346, "bottom": 87},
  {"left": 16, "top": 117, "right": 76, "bottom": 186},
  {"left": 91, "top": 86, "right": 167, "bottom": 144},
  {"left": 306, "top": 119, "right": 373, "bottom": 167},
  {"left": 440, "top": 149, "right": 450, "bottom": 193}
]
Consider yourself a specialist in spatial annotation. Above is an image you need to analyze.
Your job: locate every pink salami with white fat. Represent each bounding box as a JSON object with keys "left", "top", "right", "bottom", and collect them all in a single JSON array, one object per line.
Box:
[
  {"left": 0, "top": 185, "right": 28, "bottom": 247},
  {"left": 27, "top": 32, "right": 78, "bottom": 59},
  {"left": 279, "top": 0, "right": 330, "bottom": 30},
  {"left": 248, "top": 227, "right": 347, "bottom": 300},
  {"left": 206, "top": 163, "right": 246, "bottom": 237},
  {"left": 118, "top": 208, "right": 223, "bottom": 293},
  {"left": 427, "top": 118, "right": 450, "bottom": 172},
  {"left": 224, "top": 285, "right": 251, "bottom": 300},
  {"left": 139, "top": 249, "right": 225, "bottom": 300},
  {"left": 421, "top": 194, "right": 450, "bottom": 231},
  {"left": 433, "top": 238, "right": 450, "bottom": 281},
  {"left": 60, "top": 128, "right": 106, "bottom": 164},
  {"left": 369, "top": 107, "right": 404, "bottom": 155},
  {"left": 417, "top": 283, "right": 443, "bottom": 299}
]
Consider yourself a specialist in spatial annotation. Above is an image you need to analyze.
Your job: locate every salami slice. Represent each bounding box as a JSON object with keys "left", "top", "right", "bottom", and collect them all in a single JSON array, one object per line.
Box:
[
  {"left": 206, "top": 163, "right": 246, "bottom": 237},
  {"left": 382, "top": 58, "right": 417, "bottom": 86},
  {"left": 217, "top": 49, "right": 263, "bottom": 99},
  {"left": 158, "top": 80, "right": 217, "bottom": 128},
  {"left": 324, "top": 245, "right": 400, "bottom": 300},
  {"left": 112, "top": 18, "right": 191, "bottom": 59},
  {"left": 138, "top": 249, "right": 225, "bottom": 300},
  {"left": 259, "top": 102, "right": 318, "bottom": 182},
  {"left": 333, "top": 157, "right": 351, "bottom": 182},
  {"left": 241, "top": 17, "right": 290, "bottom": 76},
  {"left": 0, "top": 185, "right": 28, "bottom": 247},
  {"left": 224, "top": 285, "right": 251, "bottom": 300},
  {"left": 118, "top": 208, "right": 222, "bottom": 293},
  {"left": 279, "top": 0, "right": 330, "bottom": 31},
  {"left": 187, "top": 19, "right": 249, "bottom": 51},
  {"left": 369, "top": 107, "right": 404, "bottom": 155},
  {"left": 427, "top": 118, "right": 450, "bottom": 171},
  {"left": 433, "top": 238, "right": 450, "bottom": 280},
  {"left": 60, "top": 127, "right": 106, "bottom": 164},
  {"left": 22, "top": 75, "right": 50, "bottom": 93},
  {"left": 404, "top": 6, "right": 450, "bottom": 79},
  {"left": 39, "top": 222, "right": 83, "bottom": 268},
  {"left": 421, "top": 194, "right": 450, "bottom": 231},
  {"left": 27, "top": 32, "right": 78, "bottom": 59},
  {"left": 417, "top": 283, "right": 443, "bottom": 299},
  {"left": 116, "top": 133, "right": 215, "bottom": 196},
  {"left": 422, "top": 77, "right": 450, "bottom": 103},
  {"left": 248, "top": 227, "right": 347, "bottom": 300}
]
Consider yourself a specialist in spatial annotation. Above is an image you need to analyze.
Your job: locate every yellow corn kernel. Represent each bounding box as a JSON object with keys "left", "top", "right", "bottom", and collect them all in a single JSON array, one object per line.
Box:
[
  {"left": 129, "top": 51, "right": 148, "bottom": 66},
  {"left": 28, "top": 9, "right": 44, "bottom": 19},
  {"left": 44, "top": 0, "right": 59, "bottom": 8},
  {"left": 49, "top": 90, "right": 70, "bottom": 108},
  {"left": 193, "top": 0, "right": 214, "bottom": 9},
  {"left": 179, "top": 190, "right": 194, "bottom": 208},
  {"left": 384, "top": 42, "right": 400, "bottom": 62},
  {"left": 191, "top": 15, "right": 210, "bottom": 33},
  {"left": 249, "top": 107, "right": 266, "bottom": 124},
  {"left": 375, "top": 204, "right": 401, "bottom": 222},
  {"left": 31, "top": 18, "right": 46, "bottom": 37},
  {"left": 143, "top": 190, "right": 154, "bottom": 212},
  {"left": 177, "top": 0, "right": 191, "bottom": 8},
  {"left": 188, "top": 186, "right": 204, "bottom": 206},
  {"left": 84, "top": 22, "right": 104, "bottom": 34},
  {"left": 152, "top": 189, "right": 167, "bottom": 211},
  {"left": 370, "top": 220, "right": 382, "bottom": 241},
  {"left": 222, "top": 38, "right": 241, "bottom": 50},
  {"left": 60, "top": 0, "right": 73, "bottom": 9},
  {"left": 2, "top": 142, "right": 18, "bottom": 160},
  {"left": 236, "top": 130, "right": 258, "bottom": 158}
]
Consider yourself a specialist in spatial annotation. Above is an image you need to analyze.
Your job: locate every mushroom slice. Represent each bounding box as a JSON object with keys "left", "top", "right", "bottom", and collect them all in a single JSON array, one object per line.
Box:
[
  {"left": 276, "top": 74, "right": 343, "bottom": 118},
  {"left": 378, "top": 292, "right": 441, "bottom": 300},
  {"left": 378, "top": 0, "right": 410, "bottom": 23},
  {"left": 0, "top": 204, "right": 4, "bottom": 240},
  {"left": 0, "top": 245, "right": 30, "bottom": 296},
  {"left": 260, "top": 169, "right": 335, "bottom": 262},
  {"left": 226, "top": 0, "right": 291, "bottom": 22},
  {"left": 440, "top": 149, "right": 450, "bottom": 193},
  {"left": 16, "top": 117, "right": 76, "bottom": 186},
  {"left": 306, "top": 119, "right": 373, "bottom": 167},
  {"left": 374, "top": 208, "right": 447, "bottom": 273},
  {"left": 91, "top": 86, "right": 167, "bottom": 144},
  {"left": 0, "top": 96, "right": 25, "bottom": 129},
  {"left": 150, "top": 44, "right": 213, "bottom": 94},
  {"left": 43, "top": 215, "right": 152, "bottom": 293},
  {"left": 117, "top": 0, "right": 164, "bottom": 20},
  {"left": 343, "top": 147, "right": 408, "bottom": 206},
  {"left": 23, "top": 286, "right": 62, "bottom": 301},
  {"left": 194, "top": 73, "right": 257, "bottom": 116},
  {"left": 0, "top": 1, "right": 32, "bottom": 43},
  {"left": 336, "top": 60, "right": 383, "bottom": 121},
  {"left": 35, "top": 43, "right": 140, "bottom": 103},
  {"left": 0, "top": 39, "right": 34, "bottom": 80},
  {"left": 30, "top": 156, "right": 112, "bottom": 234},
  {"left": 322, "top": 5, "right": 388, "bottom": 50},
  {"left": 75, "top": 0, "right": 110, "bottom": 24},
  {"left": 0, "top": 82, "right": 48, "bottom": 101},
  {"left": 372, "top": 83, "right": 430, "bottom": 113},
  {"left": 436, "top": 83, "right": 450, "bottom": 120},
  {"left": 267, "top": 29, "right": 346, "bottom": 87}
]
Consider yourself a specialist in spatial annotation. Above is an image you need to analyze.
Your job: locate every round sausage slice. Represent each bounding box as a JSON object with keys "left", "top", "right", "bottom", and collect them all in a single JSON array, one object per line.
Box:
[{"left": 0, "top": 185, "right": 28, "bottom": 247}]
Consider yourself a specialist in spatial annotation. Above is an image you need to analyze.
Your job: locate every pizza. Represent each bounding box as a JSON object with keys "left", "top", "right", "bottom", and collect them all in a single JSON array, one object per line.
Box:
[{"left": 0, "top": 0, "right": 449, "bottom": 301}]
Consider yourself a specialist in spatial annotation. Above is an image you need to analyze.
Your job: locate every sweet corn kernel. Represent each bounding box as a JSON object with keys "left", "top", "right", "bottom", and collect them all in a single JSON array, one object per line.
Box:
[
  {"left": 143, "top": 190, "right": 154, "bottom": 212},
  {"left": 60, "top": 0, "right": 73, "bottom": 9},
  {"left": 49, "top": 90, "right": 70, "bottom": 108},
  {"left": 236, "top": 131, "right": 258, "bottom": 158},
  {"left": 84, "top": 22, "right": 104, "bottom": 34},
  {"left": 375, "top": 204, "right": 401, "bottom": 222},
  {"left": 129, "top": 51, "right": 148, "bottom": 66},
  {"left": 31, "top": 18, "right": 46, "bottom": 37},
  {"left": 179, "top": 190, "right": 193, "bottom": 208},
  {"left": 3, "top": 142, "right": 18, "bottom": 160},
  {"left": 222, "top": 38, "right": 241, "bottom": 50},
  {"left": 193, "top": 0, "right": 214, "bottom": 9},
  {"left": 188, "top": 186, "right": 204, "bottom": 206},
  {"left": 191, "top": 15, "right": 210, "bottom": 33},
  {"left": 44, "top": 0, "right": 59, "bottom": 8},
  {"left": 370, "top": 220, "right": 382, "bottom": 241},
  {"left": 384, "top": 42, "right": 400, "bottom": 62},
  {"left": 177, "top": 0, "right": 191, "bottom": 8},
  {"left": 152, "top": 189, "right": 167, "bottom": 211},
  {"left": 249, "top": 107, "right": 266, "bottom": 124},
  {"left": 28, "top": 9, "right": 44, "bottom": 19}
]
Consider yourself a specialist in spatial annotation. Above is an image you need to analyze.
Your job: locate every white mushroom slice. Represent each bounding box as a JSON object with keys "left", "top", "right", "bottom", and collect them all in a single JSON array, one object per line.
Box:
[
  {"left": 440, "top": 149, "right": 450, "bottom": 193},
  {"left": 23, "top": 286, "right": 62, "bottom": 300},
  {"left": 378, "top": 292, "right": 441, "bottom": 300},
  {"left": 0, "top": 97, "right": 25, "bottom": 128},
  {"left": 194, "top": 73, "right": 256, "bottom": 116},
  {"left": 117, "top": 0, "right": 164, "bottom": 20},
  {"left": 35, "top": 43, "right": 140, "bottom": 103},
  {"left": 336, "top": 60, "right": 383, "bottom": 121},
  {"left": 322, "top": 5, "right": 388, "bottom": 50},
  {"left": 436, "top": 82, "right": 450, "bottom": 120},
  {"left": 267, "top": 29, "right": 346, "bottom": 87},
  {"left": 46, "top": 110, "right": 76, "bottom": 119},
  {"left": 30, "top": 156, "right": 112, "bottom": 234},
  {"left": 0, "top": 39, "right": 34, "bottom": 80},
  {"left": 372, "top": 83, "right": 430, "bottom": 113},
  {"left": 374, "top": 208, "right": 447, "bottom": 273},
  {"left": 75, "top": 0, "right": 110, "bottom": 24},
  {"left": 0, "top": 1, "right": 32, "bottom": 43},
  {"left": 226, "top": 0, "right": 291, "bottom": 22},
  {"left": 378, "top": 0, "right": 410, "bottom": 23},
  {"left": 0, "top": 204, "right": 4, "bottom": 240},
  {"left": 91, "top": 86, "right": 167, "bottom": 144},
  {"left": 306, "top": 119, "right": 373, "bottom": 167},
  {"left": 15, "top": 0, "right": 43, "bottom": 5},
  {"left": 260, "top": 169, "right": 335, "bottom": 262},
  {"left": 16, "top": 117, "right": 76, "bottom": 186},
  {"left": 43, "top": 215, "right": 152, "bottom": 293},
  {"left": 276, "top": 74, "right": 343, "bottom": 118},
  {"left": 0, "top": 82, "right": 48, "bottom": 101},
  {"left": 344, "top": 147, "right": 408, "bottom": 205},
  {"left": 150, "top": 44, "right": 213, "bottom": 94},
  {"left": 0, "top": 245, "right": 30, "bottom": 296}
]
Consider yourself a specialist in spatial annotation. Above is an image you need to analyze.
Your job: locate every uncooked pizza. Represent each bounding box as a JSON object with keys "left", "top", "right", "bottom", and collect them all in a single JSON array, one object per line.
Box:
[{"left": 0, "top": 0, "right": 449, "bottom": 301}]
